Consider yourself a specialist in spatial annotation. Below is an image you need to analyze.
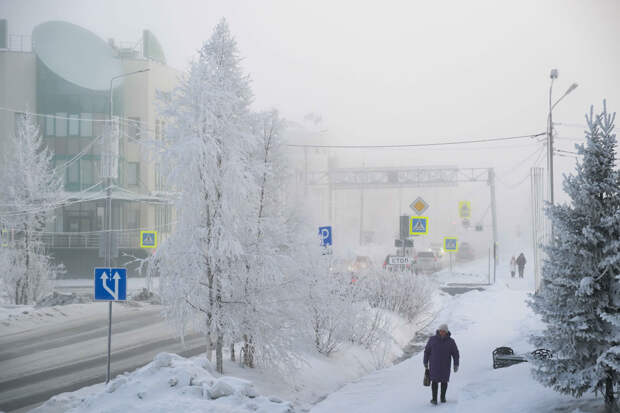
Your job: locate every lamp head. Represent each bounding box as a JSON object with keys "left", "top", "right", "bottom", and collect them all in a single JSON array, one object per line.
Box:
[{"left": 550, "top": 69, "right": 559, "bottom": 79}]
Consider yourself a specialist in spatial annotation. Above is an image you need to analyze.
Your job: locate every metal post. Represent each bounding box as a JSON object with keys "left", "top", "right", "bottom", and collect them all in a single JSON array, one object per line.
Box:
[
  {"left": 488, "top": 246, "right": 491, "bottom": 285},
  {"left": 105, "top": 77, "right": 114, "bottom": 384},
  {"left": 488, "top": 168, "right": 498, "bottom": 284},
  {"left": 304, "top": 146, "right": 308, "bottom": 196},
  {"left": 359, "top": 186, "right": 364, "bottom": 246},
  {"left": 547, "top": 75, "right": 555, "bottom": 209}
]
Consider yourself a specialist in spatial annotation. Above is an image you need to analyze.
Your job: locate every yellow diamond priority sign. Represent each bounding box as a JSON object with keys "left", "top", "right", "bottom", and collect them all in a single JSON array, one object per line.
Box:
[{"left": 410, "top": 197, "right": 429, "bottom": 215}]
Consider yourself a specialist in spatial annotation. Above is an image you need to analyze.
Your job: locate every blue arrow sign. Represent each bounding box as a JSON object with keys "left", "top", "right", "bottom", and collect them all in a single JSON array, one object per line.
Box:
[
  {"left": 319, "top": 226, "right": 332, "bottom": 246},
  {"left": 94, "top": 268, "right": 127, "bottom": 301}
]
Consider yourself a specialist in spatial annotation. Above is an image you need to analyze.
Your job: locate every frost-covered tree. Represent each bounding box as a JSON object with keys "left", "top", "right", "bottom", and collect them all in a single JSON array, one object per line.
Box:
[
  {"left": 151, "top": 19, "right": 255, "bottom": 374},
  {"left": 529, "top": 101, "right": 620, "bottom": 410},
  {"left": 0, "top": 113, "right": 63, "bottom": 304}
]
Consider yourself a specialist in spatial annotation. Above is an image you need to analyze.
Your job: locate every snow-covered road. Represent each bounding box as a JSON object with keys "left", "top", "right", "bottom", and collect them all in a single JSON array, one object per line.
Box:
[
  {"left": 311, "top": 263, "right": 595, "bottom": 413},
  {"left": 0, "top": 302, "right": 203, "bottom": 412}
]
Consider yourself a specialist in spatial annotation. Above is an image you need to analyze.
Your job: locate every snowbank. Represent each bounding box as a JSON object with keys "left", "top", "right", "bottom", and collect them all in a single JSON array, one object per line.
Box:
[
  {"left": 311, "top": 257, "right": 607, "bottom": 413},
  {"left": 30, "top": 352, "right": 294, "bottom": 413},
  {"left": 35, "top": 291, "right": 89, "bottom": 307}
]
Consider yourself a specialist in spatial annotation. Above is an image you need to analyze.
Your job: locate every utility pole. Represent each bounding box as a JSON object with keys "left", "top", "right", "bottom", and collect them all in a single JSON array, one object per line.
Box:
[
  {"left": 547, "top": 69, "right": 557, "bottom": 208},
  {"left": 488, "top": 168, "right": 498, "bottom": 283},
  {"left": 546, "top": 69, "right": 578, "bottom": 240},
  {"left": 104, "top": 68, "right": 149, "bottom": 384}
]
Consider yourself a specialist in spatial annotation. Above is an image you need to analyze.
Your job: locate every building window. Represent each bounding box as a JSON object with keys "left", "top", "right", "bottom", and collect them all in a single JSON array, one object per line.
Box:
[
  {"left": 127, "top": 117, "right": 141, "bottom": 140},
  {"left": 81, "top": 160, "right": 94, "bottom": 187},
  {"left": 69, "top": 114, "right": 79, "bottom": 136},
  {"left": 80, "top": 113, "right": 93, "bottom": 137},
  {"left": 46, "top": 115, "right": 54, "bottom": 136},
  {"left": 67, "top": 162, "right": 79, "bottom": 186},
  {"left": 127, "top": 162, "right": 139, "bottom": 186},
  {"left": 127, "top": 207, "right": 139, "bottom": 229},
  {"left": 92, "top": 113, "right": 106, "bottom": 138},
  {"left": 55, "top": 113, "right": 67, "bottom": 136}
]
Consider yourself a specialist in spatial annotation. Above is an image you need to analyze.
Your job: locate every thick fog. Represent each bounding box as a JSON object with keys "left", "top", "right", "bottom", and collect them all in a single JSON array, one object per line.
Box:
[{"left": 2, "top": 0, "right": 619, "bottom": 260}]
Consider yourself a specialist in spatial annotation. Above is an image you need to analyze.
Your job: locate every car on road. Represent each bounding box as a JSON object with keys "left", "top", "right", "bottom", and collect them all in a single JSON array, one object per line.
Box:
[
  {"left": 382, "top": 254, "right": 415, "bottom": 273},
  {"left": 456, "top": 242, "right": 475, "bottom": 262},
  {"left": 415, "top": 251, "right": 442, "bottom": 273},
  {"left": 348, "top": 256, "right": 373, "bottom": 274}
]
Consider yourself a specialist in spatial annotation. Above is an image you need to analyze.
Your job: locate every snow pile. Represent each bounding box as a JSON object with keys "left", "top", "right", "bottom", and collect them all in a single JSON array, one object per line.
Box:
[
  {"left": 130, "top": 288, "right": 161, "bottom": 304},
  {"left": 35, "top": 291, "right": 89, "bottom": 307},
  {"left": 311, "top": 258, "right": 606, "bottom": 413},
  {"left": 30, "top": 352, "right": 294, "bottom": 413}
]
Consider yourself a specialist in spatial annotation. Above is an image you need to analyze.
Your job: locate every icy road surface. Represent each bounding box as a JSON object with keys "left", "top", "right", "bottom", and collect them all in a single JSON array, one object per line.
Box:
[{"left": 0, "top": 302, "right": 203, "bottom": 412}]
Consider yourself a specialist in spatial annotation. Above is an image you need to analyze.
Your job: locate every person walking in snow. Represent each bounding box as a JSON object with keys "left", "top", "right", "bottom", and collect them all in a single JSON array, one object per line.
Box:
[
  {"left": 423, "top": 323, "right": 460, "bottom": 405},
  {"left": 510, "top": 256, "right": 517, "bottom": 278},
  {"left": 516, "top": 252, "right": 526, "bottom": 278}
]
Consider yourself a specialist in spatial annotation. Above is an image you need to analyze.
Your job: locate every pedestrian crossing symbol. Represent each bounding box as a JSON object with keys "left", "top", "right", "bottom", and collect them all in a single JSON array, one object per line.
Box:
[
  {"left": 409, "top": 216, "right": 429, "bottom": 235},
  {"left": 140, "top": 231, "right": 157, "bottom": 248},
  {"left": 444, "top": 237, "right": 458, "bottom": 252},
  {"left": 459, "top": 201, "right": 471, "bottom": 218}
]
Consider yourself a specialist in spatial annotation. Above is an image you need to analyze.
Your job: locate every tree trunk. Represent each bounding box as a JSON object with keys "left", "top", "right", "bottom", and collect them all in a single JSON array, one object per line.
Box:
[
  {"left": 216, "top": 332, "right": 224, "bottom": 374},
  {"left": 604, "top": 374, "right": 616, "bottom": 411},
  {"left": 242, "top": 334, "right": 255, "bottom": 368},
  {"left": 230, "top": 343, "right": 235, "bottom": 362}
]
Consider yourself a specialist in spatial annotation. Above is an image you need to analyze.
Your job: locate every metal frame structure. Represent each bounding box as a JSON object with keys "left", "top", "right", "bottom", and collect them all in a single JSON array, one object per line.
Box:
[{"left": 307, "top": 165, "right": 498, "bottom": 282}]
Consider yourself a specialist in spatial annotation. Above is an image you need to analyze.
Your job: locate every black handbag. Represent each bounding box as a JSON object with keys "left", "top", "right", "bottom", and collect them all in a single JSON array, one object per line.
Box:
[{"left": 423, "top": 368, "right": 431, "bottom": 386}]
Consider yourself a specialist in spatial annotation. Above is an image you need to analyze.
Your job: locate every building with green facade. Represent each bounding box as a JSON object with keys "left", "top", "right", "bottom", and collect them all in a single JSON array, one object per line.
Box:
[{"left": 0, "top": 20, "right": 177, "bottom": 277}]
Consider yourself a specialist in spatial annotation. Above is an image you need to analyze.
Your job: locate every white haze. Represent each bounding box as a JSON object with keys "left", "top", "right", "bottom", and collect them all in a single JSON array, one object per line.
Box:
[{"left": 2, "top": 0, "right": 619, "bottom": 255}]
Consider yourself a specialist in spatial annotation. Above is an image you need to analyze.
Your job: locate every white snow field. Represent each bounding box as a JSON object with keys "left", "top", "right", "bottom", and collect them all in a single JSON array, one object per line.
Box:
[
  {"left": 7, "top": 256, "right": 607, "bottom": 412},
  {"left": 29, "top": 352, "right": 294, "bottom": 413},
  {"left": 311, "top": 258, "right": 607, "bottom": 413}
]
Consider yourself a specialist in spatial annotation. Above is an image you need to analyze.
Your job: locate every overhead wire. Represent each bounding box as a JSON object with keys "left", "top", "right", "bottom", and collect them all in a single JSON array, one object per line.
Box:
[{"left": 284, "top": 132, "right": 545, "bottom": 149}]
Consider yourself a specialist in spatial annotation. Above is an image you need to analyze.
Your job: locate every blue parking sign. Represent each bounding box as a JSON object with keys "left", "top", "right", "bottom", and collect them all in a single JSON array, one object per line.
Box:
[{"left": 319, "top": 226, "right": 332, "bottom": 246}]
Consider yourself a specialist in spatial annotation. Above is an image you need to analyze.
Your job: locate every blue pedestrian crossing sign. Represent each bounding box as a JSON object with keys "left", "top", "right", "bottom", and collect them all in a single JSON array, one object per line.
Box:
[
  {"left": 444, "top": 237, "right": 458, "bottom": 252},
  {"left": 94, "top": 268, "right": 127, "bottom": 301},
  {"left": 319, "top": 226, "right": 333, "bottom": 246},
  {"left": 140, "top": 231, "right": 157, "bottom": 248},
  {"left": 410, "top": 216, "right": 429, "bottom": 235}
]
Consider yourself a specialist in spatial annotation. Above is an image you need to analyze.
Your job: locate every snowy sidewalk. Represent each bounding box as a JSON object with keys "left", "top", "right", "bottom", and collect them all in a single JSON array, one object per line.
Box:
[{"left": 311, "top": 268, "right": 583, "bottom": 413}]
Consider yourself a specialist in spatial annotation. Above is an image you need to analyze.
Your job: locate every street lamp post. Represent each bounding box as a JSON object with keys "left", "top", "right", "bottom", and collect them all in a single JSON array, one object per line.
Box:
[
  {"left": 104, "top": 68, "right": 150, "bottom": 384},
  {"left": 546, "top": 69, "right": 577, "bottom": 242},
  {"left": 547, "top": 69, "right": 578, "bottom": 208}
]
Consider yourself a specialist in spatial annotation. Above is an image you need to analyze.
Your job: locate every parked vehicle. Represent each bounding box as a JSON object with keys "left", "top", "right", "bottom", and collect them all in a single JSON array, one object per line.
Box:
[
  {"left": 415, "top": 251, "right": 441, "bottom": 273},
  {"left": 456, "top": 242, "right": 475, "bottom": 262},
  {"left": 382, "top": 254, "right": 415, "bottom": 273},
  {"left": 329, "top": 258, "right": 350, "bottom": 275},
  {"left": 348, "top": 256, "right": 373, "bottom": 274}
]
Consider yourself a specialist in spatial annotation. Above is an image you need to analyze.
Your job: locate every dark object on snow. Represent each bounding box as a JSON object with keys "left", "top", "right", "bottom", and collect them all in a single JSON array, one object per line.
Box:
[
  {"left": 423, "top": 329, "right": 460, "bottom": 382},
  {"left": 492, "top": 346, "right": 552, "bottom": 369},
  {"left": 423, "top": 368, "right": 431, "bottom": 386},
  {"left": 516, "top": 253, "right": 526, "bottom": 277}
]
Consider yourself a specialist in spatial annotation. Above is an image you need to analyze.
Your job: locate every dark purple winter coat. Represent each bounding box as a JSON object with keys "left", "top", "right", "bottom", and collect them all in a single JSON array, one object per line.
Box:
[{"left": 423, "top": 331, "right": 460, "bottom": 382}]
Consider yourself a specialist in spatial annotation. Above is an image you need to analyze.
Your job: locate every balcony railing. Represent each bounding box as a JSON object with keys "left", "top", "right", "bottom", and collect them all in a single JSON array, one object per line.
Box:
[{"left": 42, "top": 231, "right": 142, "bottom": 249}]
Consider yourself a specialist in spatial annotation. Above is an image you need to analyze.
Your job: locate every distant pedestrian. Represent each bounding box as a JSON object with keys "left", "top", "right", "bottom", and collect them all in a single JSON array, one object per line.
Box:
[
  {"left": 516, "top": 253, "right": 526, "bottom": 278},
  {"left": 510, "top": 256, "right": 516, "bottom": 278},
  {"left": 423, "top": 323, "right": 460, "bottom": 405}
]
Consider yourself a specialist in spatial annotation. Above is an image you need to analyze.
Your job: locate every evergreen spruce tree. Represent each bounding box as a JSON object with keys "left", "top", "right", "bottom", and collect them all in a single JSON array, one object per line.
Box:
[{"left": 529, "top": 101, "right": 620, "bottom": 410}]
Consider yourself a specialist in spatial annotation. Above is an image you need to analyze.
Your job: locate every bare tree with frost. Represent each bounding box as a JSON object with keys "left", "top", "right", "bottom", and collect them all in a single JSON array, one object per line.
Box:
[
  {"left": 150, "top": 19, "right": 254, "bottom": 374},
  {"left": 0, "top": 113, "right": 63, "bottom": 304}
]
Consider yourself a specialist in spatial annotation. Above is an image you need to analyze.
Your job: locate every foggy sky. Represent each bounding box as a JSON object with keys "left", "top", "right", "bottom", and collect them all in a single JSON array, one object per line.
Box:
[{"left": 2, "top": 0, "right": 619, "bottom": 248}]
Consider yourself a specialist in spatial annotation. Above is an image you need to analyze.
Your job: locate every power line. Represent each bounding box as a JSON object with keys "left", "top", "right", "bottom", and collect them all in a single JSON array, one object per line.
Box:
[{"left": 284, "top": 132, "right": 545, "bottom": 149}]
